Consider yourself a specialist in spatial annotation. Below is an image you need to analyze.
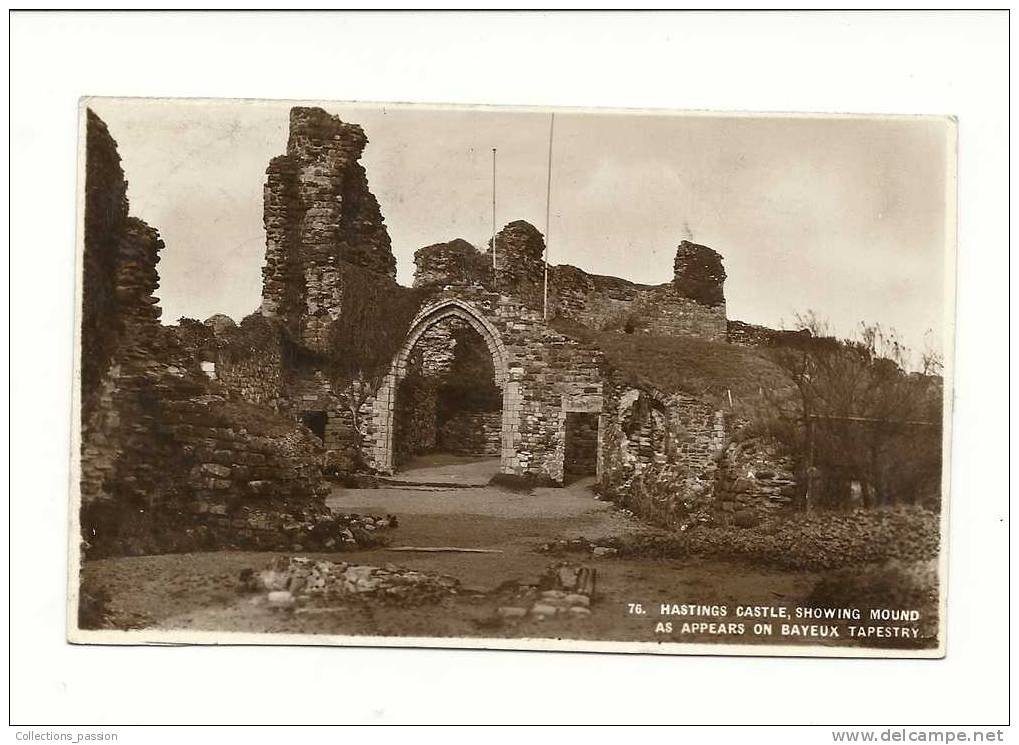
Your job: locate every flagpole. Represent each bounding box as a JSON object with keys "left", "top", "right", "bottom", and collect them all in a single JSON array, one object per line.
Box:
[
  {"left": 492, "top": 148, "right": 497, "bottom": 273},
  {"left": 543, "top": 113, "right": 555, "bottom": 320}
]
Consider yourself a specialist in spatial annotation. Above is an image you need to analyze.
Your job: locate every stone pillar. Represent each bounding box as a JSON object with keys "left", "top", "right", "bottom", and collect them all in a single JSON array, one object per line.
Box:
[
  {"left": 259, "top": 106, "right": 397, "bottom": 346},
  {"left": 260, "top": 155, "right": 300, "bottom": 320},
  {"left": 82, "top": 109, "right": 130, "bottom": 418},
  {"left": 488, "top": 220, "right": 546, "bottom": 304},
  {"left": 673, "top": 240, "right": 726, "bottom": 307}
]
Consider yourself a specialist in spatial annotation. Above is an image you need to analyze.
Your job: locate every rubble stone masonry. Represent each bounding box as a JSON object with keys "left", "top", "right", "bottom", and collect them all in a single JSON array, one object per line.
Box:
[
  {"left": 80, "top": 104, "right": 801, "bottom": 561},
  {"left": 80, "top": 111, "right": 357, "bottom": 558},
  {"left": 366, "top": 287, "right": 605, "bottom": 483},
  {"left": 262, "top": 107, "right": 397, "bottom": 350},
  {"left": 409, "top": 228, "right": 728, "bottom": 342},
  {"left": 550, "top": 264, "right": 727, "bottom": 341}
]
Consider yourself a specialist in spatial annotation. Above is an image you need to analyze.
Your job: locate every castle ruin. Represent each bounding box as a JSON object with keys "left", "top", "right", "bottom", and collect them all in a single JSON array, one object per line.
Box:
[{"left": 81, "top": 105, "right": 799, "bottom": 556}]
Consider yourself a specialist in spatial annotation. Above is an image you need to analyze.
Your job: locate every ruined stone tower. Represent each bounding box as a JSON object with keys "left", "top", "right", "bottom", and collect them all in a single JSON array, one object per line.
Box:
[
  {"left": 673, "top": 240, "right": 726, "bottom": 307},
  {"left": 261, "top": 107, "right": 398, "bottom": 349},
  {"left": 488, "top": 220, "right": 547, "bottom": 303}
]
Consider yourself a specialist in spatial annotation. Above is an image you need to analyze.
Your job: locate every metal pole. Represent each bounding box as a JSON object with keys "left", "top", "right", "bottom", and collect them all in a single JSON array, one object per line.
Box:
[
  {"left": 492, "top": 148, "right": 497, "bottom": 272},
  {"left": 543, "top": 113, "right": 555, "bottom": 320}
]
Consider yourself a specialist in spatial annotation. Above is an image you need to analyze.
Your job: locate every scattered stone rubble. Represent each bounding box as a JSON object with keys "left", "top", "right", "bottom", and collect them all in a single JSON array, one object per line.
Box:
[
  {"left": 248, "top": 555, "right": 459, "bottom": 608},
  {"left": 539, "top": 506, "right": 939, "bottom": 571},
  {"left": 539, "top": 537, "right": 619, "bottom": 558},
  {"left": 495, "top": 562, "right": 597, "bottom": 621}
]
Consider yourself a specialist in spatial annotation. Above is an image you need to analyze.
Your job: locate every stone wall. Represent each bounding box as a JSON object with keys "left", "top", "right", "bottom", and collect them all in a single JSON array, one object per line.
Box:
[
  {"left": 712, "top": 436, "right": 799, "bottom": 524},
  {"left": 176, "top": 304, "right": 419, "bottom": 478},
  {"left": 597, "top": 376, "right": 728, "bottom": 528},
  {"left": 487, "top": 220, "right": 546, "bottom": 307},
  {"left": 80, "top": 110, "right": 169, "bottom": 517},
  {"left": 367, "top": 288, "right": 605, "bottom": 483},
  {"left": 414, "top": 238, "right": 491, "bottom": 289},
  {"left": 673, "top": 240, "right": 725, "bottom": 307},
  {"left": 437, "top": 411, "right": 502, "bottom": 456},
  {"left": 81, "top": 110, "right": 130, "bottom": 422},
  {"left": 551, "top": 266, "right": 727, "bottom": 341},
  {"left": 81, "top": 374, "right": 338, "bottom": 557},
  {"left": 409, "top": 227, "right": 728, "bottom": 343},
  {"left": 172, "top": 314, "right": 286, "bottom": 407},
  {"left": 727, "top": 319, "right": 811, "bottom": 348},
  {"left": 261, "top": 107, "right": 399, "bottom": 349},
  {"left": 547, "top": 240, "right": 727, "bottom": 341},
  {"left": 254, "top": 115, "right": 433, "bottom": 471},
  {"left": 79, "top": 111, "right": 355, "bottom": 559},
  {"left": 596, "top": 372, "right": 800, "bottom": 528},
  {"left": 393, "top": 373, "right": 439, "bottom": 463}
]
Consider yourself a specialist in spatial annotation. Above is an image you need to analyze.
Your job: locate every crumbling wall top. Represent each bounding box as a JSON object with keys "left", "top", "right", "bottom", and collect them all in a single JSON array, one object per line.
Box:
[
  {"left": 286, "top": 106, "right": 368, "bottom": 162},
  {"left": 413, "top": 238, "right": 489, "bottom": 289},
  {"left": 261, "top": 106, "right": 398, "bottom": 342},
  {"left": 488, "top": 220, "right": 546, "bottom": 303},
  {"left": 673, "top": 240, "right": 726, "bottom": 307}
]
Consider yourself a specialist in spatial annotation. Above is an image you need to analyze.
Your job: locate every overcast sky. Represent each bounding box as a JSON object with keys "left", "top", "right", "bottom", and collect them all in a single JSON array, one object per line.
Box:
[{"left": 87, "top": 97, "right": 952, "bottom": 355}]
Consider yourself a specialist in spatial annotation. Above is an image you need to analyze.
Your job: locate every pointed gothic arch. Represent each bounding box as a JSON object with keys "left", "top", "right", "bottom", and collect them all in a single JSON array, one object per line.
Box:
[{"left": 369, "top": 299, "right": 520, "bottom": 474}]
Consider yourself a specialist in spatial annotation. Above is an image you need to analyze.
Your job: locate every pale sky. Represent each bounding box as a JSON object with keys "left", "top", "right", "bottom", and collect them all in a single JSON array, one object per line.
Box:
[{"left": 87, "top": 97, "right": 952, "bottom": 355}]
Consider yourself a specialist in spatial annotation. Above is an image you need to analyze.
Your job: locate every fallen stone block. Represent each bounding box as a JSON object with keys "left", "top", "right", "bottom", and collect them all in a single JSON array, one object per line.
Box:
[
  {"left": 531, "top": 603, "right": 557, "bottom": 618},
  {"left": 267, "top": 590, "right": 294, "bottom": 608},
  {"left": 200, "top": 462, "right": 232, "bottom": 478}
]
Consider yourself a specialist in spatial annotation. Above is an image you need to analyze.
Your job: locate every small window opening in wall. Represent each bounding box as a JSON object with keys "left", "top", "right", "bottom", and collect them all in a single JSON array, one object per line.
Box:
[
  {"left": 199, "top": 360, "right": 216, "bottom": 380},
  {"left": 300, "top": 411, "right": 328, "bottom": 443}
]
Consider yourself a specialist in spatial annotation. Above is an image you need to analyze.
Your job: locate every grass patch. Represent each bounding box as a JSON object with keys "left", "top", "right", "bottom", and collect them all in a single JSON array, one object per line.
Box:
[{"left": 551, "top": 320, "right": 790, "bottom": 407}]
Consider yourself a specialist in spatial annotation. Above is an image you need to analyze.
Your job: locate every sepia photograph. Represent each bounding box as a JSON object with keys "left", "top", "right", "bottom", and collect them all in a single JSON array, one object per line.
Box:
[
  {"left": 71, "top": 97, "right": 955, "bottom": 656},
  {"left": 9, "top": 6, "right": 1011, "bottom": 734}
]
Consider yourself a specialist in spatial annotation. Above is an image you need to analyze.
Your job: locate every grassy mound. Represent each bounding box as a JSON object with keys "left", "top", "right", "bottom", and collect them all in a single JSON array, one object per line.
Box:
[{"left": 551, "top": 320, "right": 790, "bottom": 407}]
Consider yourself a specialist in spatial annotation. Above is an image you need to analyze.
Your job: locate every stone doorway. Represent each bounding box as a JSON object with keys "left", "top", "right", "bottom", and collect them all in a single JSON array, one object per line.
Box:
[
  {"left": 371, "top": 299, "right": 517, "bottom": 476},
  {"left": 392, "top": 317, "right": 502, "bottom": 469},
  {"left": 563, "top": 411, "right": 599, "bottom": 482}
]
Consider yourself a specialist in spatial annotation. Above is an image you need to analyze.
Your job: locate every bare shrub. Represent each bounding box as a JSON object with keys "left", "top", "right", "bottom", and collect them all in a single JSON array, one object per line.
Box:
[{"left": 761, "top": 314, "right": 943, "bottom": 509}]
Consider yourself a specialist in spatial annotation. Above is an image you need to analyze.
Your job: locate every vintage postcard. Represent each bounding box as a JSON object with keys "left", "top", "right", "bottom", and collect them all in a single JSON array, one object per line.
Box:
[{"left": 70, "top": 97, "right": 955, "bottom": 656}]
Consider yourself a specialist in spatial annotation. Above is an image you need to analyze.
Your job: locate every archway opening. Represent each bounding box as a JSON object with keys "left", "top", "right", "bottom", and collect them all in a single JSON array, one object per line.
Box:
[{"left": 392, "top": 315, "right": 503, "bottom": 477}]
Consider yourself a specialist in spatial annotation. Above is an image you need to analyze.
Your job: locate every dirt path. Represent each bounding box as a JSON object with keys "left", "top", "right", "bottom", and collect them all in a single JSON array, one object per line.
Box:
[
  {"left": 83, "top": 461, "right": 826, "bottom": 646},
  {"left": 375, "top": 454, "right": 501, "bottom": 487}
]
